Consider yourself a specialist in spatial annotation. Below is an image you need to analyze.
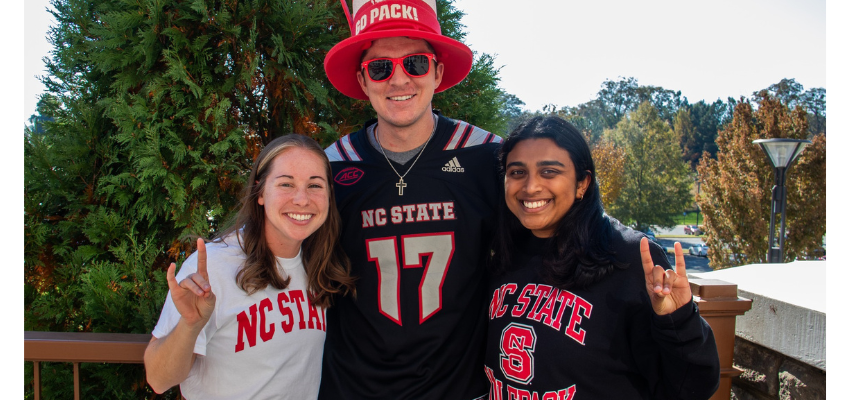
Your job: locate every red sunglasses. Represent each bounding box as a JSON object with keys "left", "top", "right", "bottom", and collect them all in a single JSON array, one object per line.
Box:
[{"left": 360, "top": 53, "right": 437, "bottom": 83}]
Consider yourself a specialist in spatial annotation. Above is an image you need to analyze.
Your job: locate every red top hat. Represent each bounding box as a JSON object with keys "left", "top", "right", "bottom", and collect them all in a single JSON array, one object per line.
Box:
[{"left": 325, "top": 0, "right": 473, "bottom": 100}]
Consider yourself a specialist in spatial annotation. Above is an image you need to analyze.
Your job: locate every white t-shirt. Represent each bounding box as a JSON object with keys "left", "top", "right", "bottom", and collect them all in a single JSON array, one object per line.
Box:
[{"left": 152, "top": 235, "right": 326, "bottom": 400}]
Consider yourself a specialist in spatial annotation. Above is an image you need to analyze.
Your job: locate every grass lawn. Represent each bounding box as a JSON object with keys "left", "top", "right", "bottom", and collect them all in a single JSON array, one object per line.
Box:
[{"left": 672, "top": 211, "right": 705, "bottom": 226}]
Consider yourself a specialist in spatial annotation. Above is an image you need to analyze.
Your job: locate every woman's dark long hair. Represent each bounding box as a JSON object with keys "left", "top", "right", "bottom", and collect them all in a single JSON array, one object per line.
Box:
[
  {"left": 491, "top": 116, "right": 626, "bottom": 289},
  {"left": 217, "top": 134, "right": 355, "bottom": 307}
]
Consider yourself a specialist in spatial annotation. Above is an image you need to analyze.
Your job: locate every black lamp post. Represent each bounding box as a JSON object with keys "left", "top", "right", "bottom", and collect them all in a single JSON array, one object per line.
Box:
[
  {"left": 753, "top": 138, "right": 811, "bottom": 263},
  {"left": 694, "top": 173, "right": 701, "bottom": 227}
]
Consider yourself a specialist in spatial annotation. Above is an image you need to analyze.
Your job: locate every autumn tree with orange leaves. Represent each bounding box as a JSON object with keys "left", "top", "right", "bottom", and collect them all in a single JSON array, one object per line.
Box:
[
  {"left": 591, "top": 138, "right": 627, "bottom": 210},
  {"left": 696, "top": 93, "right": 825, "bottom": 269}
]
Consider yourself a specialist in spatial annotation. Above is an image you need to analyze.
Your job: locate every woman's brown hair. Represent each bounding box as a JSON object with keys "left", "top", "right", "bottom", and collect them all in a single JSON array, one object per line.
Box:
[{"left": 217, "top": 134, "right": 355, "bottom": 307}]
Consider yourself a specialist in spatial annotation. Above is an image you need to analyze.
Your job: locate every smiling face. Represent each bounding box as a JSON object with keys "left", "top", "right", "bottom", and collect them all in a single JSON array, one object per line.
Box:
[
  {"left": 356, "top": 37, "right": 444, "bottom": 131},
  {"left": 258, "top": 147, "right": 330, "bottom": 258},
  {"left": 504, "top": 138, "right": 591, "bottom": 238}
]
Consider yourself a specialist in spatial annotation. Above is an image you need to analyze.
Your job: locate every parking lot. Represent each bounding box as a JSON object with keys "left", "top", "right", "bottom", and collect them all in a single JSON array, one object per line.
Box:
[
  {"left": 655, "top": 237, "right": 712, "bottom": 273},
  {"left": 653, "top": 225, "right": 827, "bottom": 272},
  {"left": 653, "top": 225, "right": 712, "bottom": 273}
]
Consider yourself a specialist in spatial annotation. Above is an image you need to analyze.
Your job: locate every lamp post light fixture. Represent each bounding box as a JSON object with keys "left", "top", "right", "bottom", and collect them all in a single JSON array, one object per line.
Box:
[{"left": 753, "top": 138, "right": 812, "bottom": 263}]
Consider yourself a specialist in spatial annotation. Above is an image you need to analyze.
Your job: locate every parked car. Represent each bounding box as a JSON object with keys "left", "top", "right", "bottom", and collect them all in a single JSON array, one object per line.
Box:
[
  {"left": 641, "top": 228, "right": 659, "bottom": 244},
  {"left": 684, "top": 225, "right": 701, "bottom": 235},
  {"left": 689, "top": 244, "right": 709, "bottom": 257}
]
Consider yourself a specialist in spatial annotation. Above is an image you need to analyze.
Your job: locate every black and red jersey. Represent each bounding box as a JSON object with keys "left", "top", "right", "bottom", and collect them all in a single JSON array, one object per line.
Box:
[{"left": 320, "top": 113, "right": 502, "bottom": 399}]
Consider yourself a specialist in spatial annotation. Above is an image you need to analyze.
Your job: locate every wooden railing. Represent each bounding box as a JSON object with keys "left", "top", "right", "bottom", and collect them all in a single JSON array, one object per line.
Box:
[
  {"left": 24, "top": 331, "right": 152, "bottom": 400},
  {"left": 25, "top": 280, "right": 751, "bottom": 400},
  {"left": 690, "top": 278, "right": 753, "bottom": 400}
]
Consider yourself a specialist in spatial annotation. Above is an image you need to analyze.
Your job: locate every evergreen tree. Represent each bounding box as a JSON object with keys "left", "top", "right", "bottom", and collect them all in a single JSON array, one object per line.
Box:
[
  {"left": 25, "top": 0, "right": 510, "bottom": 397},
  {"left": 431, "top": 0, "right": 510, "bottom": 135},
  {"left": 674, "top": 108, "right": 697, "bottom": 167},
  {"left": 498, "top": 92, "right": 527, "bottom": 135},
  {"left": 683, "top": 99, "right": 728, "bottom": 167},
  {"left": 433, "top": 51, "right": 508, "bottom": 135},
  {"left": 696, "top": 94, "right": 825, "bottom": 268},
  {"left": 801, "top": 87, "right": 826, "bottom": 135},
  {"left": 605, "top": 102, "right": 692, "bottom": 231}
]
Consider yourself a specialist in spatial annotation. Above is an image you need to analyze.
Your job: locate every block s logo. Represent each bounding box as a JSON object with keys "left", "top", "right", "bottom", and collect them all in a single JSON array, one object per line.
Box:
[{"left": 500, "top": 323, "right": 537, "bottom": 384}]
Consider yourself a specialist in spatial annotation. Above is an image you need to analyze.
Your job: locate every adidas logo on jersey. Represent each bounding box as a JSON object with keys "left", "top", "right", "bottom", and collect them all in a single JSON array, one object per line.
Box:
[{"left": 442, "top": 157, "right": 465, "bottom": 173}]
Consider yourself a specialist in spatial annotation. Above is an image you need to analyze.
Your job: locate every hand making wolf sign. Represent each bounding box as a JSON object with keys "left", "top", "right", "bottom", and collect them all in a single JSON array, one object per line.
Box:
[
  {"left": 640, "top": 238, "right": 692, "bottom": 316},
  {"left": 166, "top": 238, "right": 216, "bottom": 326}
]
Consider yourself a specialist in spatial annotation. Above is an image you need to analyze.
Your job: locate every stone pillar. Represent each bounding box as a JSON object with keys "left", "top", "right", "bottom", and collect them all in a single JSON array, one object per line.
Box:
[{"left": 690, "top": 278, "right": 753, "bottom": 400}]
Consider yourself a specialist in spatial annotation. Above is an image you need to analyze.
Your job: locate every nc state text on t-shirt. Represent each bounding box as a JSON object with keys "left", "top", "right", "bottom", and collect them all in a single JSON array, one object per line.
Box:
[
  {"left": 489, "top": 283, "right": 593, "bottom": 345},
  {"left": 235, "top": 289, "right": 325, "bottom": 352}
]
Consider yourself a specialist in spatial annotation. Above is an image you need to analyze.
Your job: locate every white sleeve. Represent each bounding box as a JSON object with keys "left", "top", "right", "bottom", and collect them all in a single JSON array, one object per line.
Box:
[{"left": 150, "top": 251, "right": 215, "bottom": 356}]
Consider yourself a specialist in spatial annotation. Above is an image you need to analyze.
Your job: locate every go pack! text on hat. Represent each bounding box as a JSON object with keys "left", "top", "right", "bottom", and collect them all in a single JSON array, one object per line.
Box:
[{"left": 355, "top": 2, "right": 420, "bottom": 35}]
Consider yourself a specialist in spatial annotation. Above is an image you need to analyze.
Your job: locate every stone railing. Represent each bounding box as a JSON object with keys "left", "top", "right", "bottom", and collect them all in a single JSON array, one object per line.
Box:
[{"left": 692, "top": 260, "right": 826, "bottom": 399}]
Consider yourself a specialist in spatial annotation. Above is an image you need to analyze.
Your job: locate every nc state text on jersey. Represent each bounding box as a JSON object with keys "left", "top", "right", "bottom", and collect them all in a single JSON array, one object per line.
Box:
[{"left": 361, "top": 202, "right": 456, "bottom": 228}]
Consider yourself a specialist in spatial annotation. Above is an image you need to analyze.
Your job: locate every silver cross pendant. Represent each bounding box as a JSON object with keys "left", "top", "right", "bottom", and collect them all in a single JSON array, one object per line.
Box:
[{"left": 396, "top": 178, "right": 407, "bottom": 196}]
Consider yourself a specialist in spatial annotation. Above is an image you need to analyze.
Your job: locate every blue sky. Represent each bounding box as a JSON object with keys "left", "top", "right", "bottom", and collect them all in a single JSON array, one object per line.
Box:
[{"left": 24, "top": 0, "right": 828, "bottom": 123}]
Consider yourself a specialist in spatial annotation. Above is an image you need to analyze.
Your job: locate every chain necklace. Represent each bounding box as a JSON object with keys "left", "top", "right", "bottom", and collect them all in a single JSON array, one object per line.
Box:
[{"left": 375, "top": 114, "right": 437, "bottom": 196}]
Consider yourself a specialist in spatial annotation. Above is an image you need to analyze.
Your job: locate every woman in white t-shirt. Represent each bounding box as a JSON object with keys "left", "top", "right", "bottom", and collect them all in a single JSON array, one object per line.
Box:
[{"left": 144, "top": 134, "right": 355, "bottom": 399}]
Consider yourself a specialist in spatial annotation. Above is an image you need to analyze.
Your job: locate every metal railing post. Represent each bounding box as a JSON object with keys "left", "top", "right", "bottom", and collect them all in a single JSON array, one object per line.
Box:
[{"left": 690, "top": 278, "right": 753, "bottom": 400}]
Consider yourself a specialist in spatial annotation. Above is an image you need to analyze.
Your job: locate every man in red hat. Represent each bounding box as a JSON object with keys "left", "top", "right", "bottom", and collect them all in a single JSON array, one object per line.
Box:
[{"left": 321, "top": 0, "right": 501, "bottom": 398}]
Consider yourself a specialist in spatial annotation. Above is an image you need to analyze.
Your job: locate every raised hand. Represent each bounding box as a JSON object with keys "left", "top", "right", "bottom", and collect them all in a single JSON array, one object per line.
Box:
[
  {"left": 166, "top": 238, "right": 216, "bottom": 326},
  {"left": 641, "top": 238, "right": 692, "bottom": 316}
]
